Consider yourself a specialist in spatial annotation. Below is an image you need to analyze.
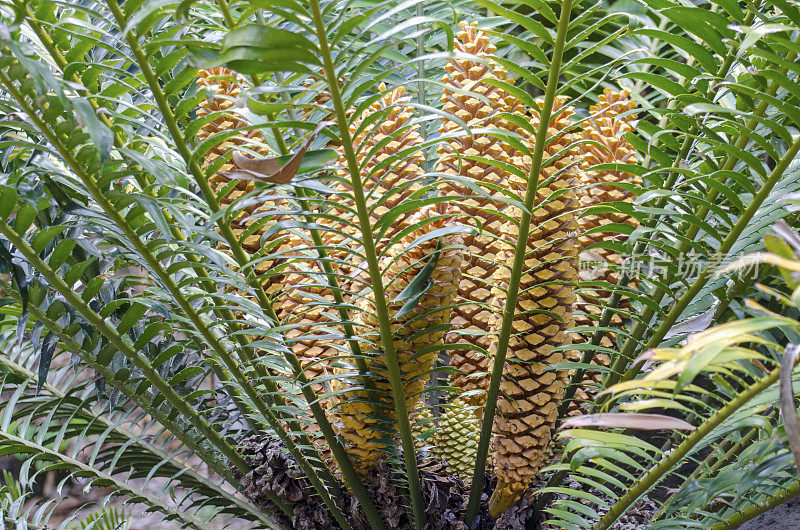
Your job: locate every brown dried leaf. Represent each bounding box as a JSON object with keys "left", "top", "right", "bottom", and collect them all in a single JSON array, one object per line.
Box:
[
  {"left": 773, "top": 220, "right": 800, "bottom": 256},
  {"left": 780, "top": 344, "right": 800, "bottom": 476},
  {"left": 632, "top": 349, "right": 655, "bottom": 365},
  {"left": 664, "top": 303, "right": 718, "bottom": 340},
  {"left": 560, "top": 413, "right": 696, "bottom": 431},
  {"left": 226, "top": 121, "right": 332, "bottom": 184}
]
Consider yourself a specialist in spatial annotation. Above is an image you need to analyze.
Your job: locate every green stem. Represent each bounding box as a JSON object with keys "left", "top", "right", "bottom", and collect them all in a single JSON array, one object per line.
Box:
[
  {"left": 560, "top": 7, "right": 762, "bottom": 412},
  {"left": 605, "top": 133, "right": 800, "bottom": 389},
  {"left": 260, "top": 79, "right": 380, "bottom": 416},
  {"left": 592, "top": 355, "right": 794, "bottom": 529},
  {"left": 308, "top": 1, "right": 420, "bottom": 528},
  {"left": 709, "top": 482, "right": 800, "bottom": 530},
  {"left": 216, "top": 0, "right": 236, "bottom": 28},
  {"left": 464, "top": 0, "right": 574, "bottom": 524}
]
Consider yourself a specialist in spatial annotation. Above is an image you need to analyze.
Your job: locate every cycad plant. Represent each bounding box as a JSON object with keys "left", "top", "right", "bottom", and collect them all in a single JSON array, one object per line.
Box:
[{"left": 1, "top": 0, "right": 800, "bottom": 529}]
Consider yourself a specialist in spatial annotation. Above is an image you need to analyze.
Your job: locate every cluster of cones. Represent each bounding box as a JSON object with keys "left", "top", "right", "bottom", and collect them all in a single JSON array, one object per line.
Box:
[{"left": 196, "top": 20, "right": 639, "bottom": 525}]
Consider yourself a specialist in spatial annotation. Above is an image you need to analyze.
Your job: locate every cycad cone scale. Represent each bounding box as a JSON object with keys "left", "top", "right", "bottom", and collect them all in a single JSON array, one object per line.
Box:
[
  {"left": 415, "top": 397, "right": 481, "bottom": 480},
  {"left": 437, "top": 23, "right": 579, "bottom": 515},
  {"left": 331, "top": 207, "right": 464, "bottom": 472},
  {"left": 277, "top": 85, "right": 427, "bottom": 397},
  {"left": 570, "top": 89, "right": 640, "bottom": 412}
]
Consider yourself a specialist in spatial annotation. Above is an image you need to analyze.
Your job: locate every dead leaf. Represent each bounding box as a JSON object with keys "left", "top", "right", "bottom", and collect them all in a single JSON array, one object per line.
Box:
[
  {"left": 773, "top": 220, "right": 800, "bottom": 256},
  {"left": 225, "top": 121, "right": 332, "bottom": 184},
  {"left": 664, "top": 302, "right": 718, "bottom": 340},
  {"left": 779, "top": 344, "right": 800, "bottom": 476},
  {"left": 560, "top": 413, "right": 696, "bottom": 431},
  {"left": 632, "top": 349, "right": 655, "bottom": 366}
]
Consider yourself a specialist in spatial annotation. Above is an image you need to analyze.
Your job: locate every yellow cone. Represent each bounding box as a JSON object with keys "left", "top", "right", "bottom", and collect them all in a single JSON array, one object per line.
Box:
[{"left": 330, "top": 205, "right": 464, "bottom": 472}]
